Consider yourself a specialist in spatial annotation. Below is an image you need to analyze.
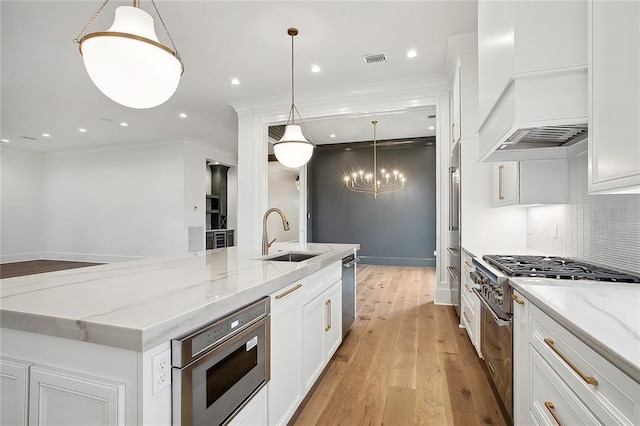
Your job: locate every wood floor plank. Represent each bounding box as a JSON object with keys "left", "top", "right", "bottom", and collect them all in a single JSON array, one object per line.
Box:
[
  {"left": 381, "top": 386, "right": 416, "bottom": 426},
  {"left": 293, "top": 265, "right": 509, "bottom": 426},
  {"left": 0, "top": 260, "right": 102, "bottom": 279}
]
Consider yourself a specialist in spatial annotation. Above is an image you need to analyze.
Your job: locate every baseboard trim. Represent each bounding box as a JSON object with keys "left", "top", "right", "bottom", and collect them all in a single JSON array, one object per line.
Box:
[
  {"left": 0, "top": 252, "right": 45, "bottom": 264},
  {"left": 358, "top": 256, "right": 435, "bottom": 267}
]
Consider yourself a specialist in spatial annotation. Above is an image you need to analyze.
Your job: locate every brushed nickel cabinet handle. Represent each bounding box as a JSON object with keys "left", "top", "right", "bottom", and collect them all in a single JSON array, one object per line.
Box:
[
  {"left": 465, "top": 284, "right": 472, "bottom": 292},
  {"left": 452, "top": 122, "right": 456, "bottom": 143},
  {"left": 498, "top": 164, "right": 505, "bottom": 200},
  {"left": 464, "top": 261, "right": 473, "bottom": 268},
  {"left": 275, "top": 283, "right": 302, "bottom": 299},
  {"left": 545, "top": 401, "right": 562, "bottom": 426},
  {"left": 463, "top": 311, "right": 471, "bottom": 323},
  {"left": 511, "top": 294, "right": 525, "bottom": 305},
  {"left": 325, "top": 300, "right": 332, "bottom": 331},
  {"left": 544, "top": 338, "right": 598, "bottom": 386}
]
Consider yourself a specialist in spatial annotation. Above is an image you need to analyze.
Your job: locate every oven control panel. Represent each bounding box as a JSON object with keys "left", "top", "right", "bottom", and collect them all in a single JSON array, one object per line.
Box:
[{"left": 471, "top": 258, "right": 512, "bottom": 317}]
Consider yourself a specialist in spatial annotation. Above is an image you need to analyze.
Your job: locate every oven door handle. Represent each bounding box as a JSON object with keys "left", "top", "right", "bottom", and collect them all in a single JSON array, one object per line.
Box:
[{"left": 472, "top": 288, "right": 511, "bottom": 326}]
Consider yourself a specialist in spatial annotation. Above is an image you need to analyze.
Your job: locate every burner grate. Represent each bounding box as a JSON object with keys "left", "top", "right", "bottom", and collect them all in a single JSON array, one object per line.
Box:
[{"left": 482, "top": 255, "right": 640, "bottom": 283}]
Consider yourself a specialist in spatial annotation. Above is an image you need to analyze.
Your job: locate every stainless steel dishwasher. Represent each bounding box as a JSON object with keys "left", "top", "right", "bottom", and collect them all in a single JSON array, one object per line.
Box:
[{"left": 341, "top": 254, "right": 359, "bottom": 337}]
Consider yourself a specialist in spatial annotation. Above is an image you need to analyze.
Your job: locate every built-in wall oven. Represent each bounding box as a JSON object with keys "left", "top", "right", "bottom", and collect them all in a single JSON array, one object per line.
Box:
[{"left": 172, "top": 298, "right": 270, "bottom": 426}]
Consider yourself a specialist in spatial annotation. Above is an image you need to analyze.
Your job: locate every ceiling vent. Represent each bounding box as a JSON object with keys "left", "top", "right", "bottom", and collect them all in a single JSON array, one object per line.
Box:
[{"left": 363, "top": 53, "right": 387, "bottom": 64}]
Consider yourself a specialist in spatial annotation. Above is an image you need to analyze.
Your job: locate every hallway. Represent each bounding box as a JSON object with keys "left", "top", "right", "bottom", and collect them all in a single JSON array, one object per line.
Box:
[{"left": 293, "top": 265, "right": 508, "bottom": 425}]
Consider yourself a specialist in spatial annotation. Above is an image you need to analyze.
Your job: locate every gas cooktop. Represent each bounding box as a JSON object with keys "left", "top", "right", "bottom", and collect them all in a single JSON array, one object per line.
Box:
[{"left": 483, "top": 255, "right": 640, "bottom": 283}]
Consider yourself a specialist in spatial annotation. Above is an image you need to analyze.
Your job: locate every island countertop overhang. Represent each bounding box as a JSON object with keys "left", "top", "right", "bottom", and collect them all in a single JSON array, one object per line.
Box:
[{"left": 0, "top": 243, "right": 359, "bottom": 352}]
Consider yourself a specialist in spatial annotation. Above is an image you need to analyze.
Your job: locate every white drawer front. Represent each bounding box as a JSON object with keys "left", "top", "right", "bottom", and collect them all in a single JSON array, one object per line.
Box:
[
  {"left": 530, "top": 348, "right": 600, "bottom": 426},
  {"left": 461, "top": 293, "right": 475, "bottom": 342},
  {"left": 302, "top": 262, "right": 342, "bottom": 305},
  {"left": 530, "top": 305, "right": 639, "bottom": 425}
]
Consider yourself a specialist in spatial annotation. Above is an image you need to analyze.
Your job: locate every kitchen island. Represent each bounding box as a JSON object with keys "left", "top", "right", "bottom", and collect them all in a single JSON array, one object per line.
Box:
[{"left": 0, "top": 242, "right": 358, "bottom": 425}]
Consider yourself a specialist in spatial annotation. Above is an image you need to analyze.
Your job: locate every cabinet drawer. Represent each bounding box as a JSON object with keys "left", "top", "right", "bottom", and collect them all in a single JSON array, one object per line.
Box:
[
  {"left": 529, "top": 348, "right": 599, "bottom": 425},
  {"left": 324, "top": 262, "right": 342, "bottom": 286},
  {"left": 530, "top": 305, "right": 640, "bottom": 425},
  {"left": 302, "top": 262, "right": 341, "bottom": 305},
  {"left": 462, "top": 251, "right": 475, "bottom": 274},
  {"left": 460, "top": 294, "right": 475, "bottom": 344}
]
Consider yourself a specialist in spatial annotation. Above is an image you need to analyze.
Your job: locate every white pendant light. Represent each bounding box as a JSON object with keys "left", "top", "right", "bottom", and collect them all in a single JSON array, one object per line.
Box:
[
  {"left": 74, "top": 1, "right": 183, "bottom": 109},
  {"left": 273, "top": 28, "right": 315, "bottom": 169}
]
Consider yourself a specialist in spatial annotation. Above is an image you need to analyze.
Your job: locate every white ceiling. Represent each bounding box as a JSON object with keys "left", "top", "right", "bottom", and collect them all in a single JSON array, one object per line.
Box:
[{"left": 0, "top": 1, "right": 477, "bottom": 154}]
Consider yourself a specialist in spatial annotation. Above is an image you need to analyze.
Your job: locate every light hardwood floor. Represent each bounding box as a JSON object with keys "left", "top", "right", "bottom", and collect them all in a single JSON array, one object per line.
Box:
[{"left": 293, "top": 265, "right": 508, "bottom": 426}]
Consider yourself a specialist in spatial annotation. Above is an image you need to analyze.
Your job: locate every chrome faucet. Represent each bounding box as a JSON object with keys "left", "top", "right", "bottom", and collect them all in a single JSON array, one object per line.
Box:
[{"left": 262, "top": 208, "right": 290, "bottom": 255}]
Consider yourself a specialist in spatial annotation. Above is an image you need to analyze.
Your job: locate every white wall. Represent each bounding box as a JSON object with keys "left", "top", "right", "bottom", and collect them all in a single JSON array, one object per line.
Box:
[
  {"left": 42, "top": 143, "right": 186, "bottom": 262},
  {"left": 267, "top": 162, "right": 299, "bottom": 243},
  {"left": 527, "top": 151, "right": 640, "bottom": 274},
  {"left": 461, "top": 139, "right": 528, "bottom": 249},
  {"left": 0, "top": 147, "right": 44, "bottom": 262}
]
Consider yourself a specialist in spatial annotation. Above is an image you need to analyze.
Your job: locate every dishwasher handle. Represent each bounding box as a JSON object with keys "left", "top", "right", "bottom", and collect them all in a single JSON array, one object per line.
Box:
[{"left": 342, "top": 257, "right": 360, "bottom": 268}]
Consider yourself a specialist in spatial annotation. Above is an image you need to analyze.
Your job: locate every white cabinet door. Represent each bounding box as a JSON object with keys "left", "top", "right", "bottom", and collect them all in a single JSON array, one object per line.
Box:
[
  {"left": 492, "top": 161, "right": 519, "bottom": 206},
  {"left": 324, "top": 280, "right": 343, "bottom": 362},
  {"left": 1, "top": 357, "right": 32, "bottom": 426},
  {"left": 511, "top": 290, "right": 530, "bottom": 426},
  {"left": 588, "top": 0, "right": 640, "bottom": 194},
  {"left": 268, "top": 282, "right": 303, "bottom": 426},
  {"left": 302, "top": 279, "right": 343, "bottom": 393},
  {"left": 29, "top": 364, "right": 125, "bottom": 426},
  {"left": 492, "top": 160, "right": 569, "bottom": 206},
  {"left": 302, "top": 292, "right": 326, "bottom": 393}
]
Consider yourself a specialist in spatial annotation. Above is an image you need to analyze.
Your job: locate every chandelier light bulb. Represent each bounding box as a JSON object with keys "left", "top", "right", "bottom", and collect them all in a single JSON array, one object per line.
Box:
[{"left": 342, "top": 120, "right": 406, "bottom": 198}]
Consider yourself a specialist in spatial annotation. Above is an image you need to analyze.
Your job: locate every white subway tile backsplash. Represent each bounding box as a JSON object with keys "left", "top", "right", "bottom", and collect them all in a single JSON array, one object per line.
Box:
[{"left": 527, "top": 151, "right": 640, "bottom": 275}]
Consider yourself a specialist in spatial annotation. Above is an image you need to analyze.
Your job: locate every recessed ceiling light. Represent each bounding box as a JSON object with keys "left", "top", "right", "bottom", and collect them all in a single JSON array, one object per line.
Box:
[
  {"left": 42, "top": 133, "right": 51, "bottom": 137},
  {"left": 230, "top": 78, "right": 240, "bottom": 85},
  {"left": 428, "top": 126, "right": 435, "bottom": 130},
  {"left": 1, "top": 139, "right": 9, "bottom": 143},
  {"left": 330, "top": 134, "right": 336, "bottom": 138},
  {"left": 179, "top": 113, "right": 187, "bottom": 118},
  {"left": 120, "top": 122, "right": 128, "bottom": 127},
  {"left": 79, "top": 128, "right": 87, "bottom": 133},
  {"left": 311, "top": 65, "right": 321, "bottom": 73},
  {"left": 214, "top": 161, "right": 220, "bottom": 165},
  {"left": 407, "top": 49, "right": 418, "bottom": 58}
]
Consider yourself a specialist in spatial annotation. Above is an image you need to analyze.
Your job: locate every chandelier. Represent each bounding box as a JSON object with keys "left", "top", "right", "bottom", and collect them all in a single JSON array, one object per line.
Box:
[
  {"left": 74, "top": 0, "right": 183, "bottom": 109},
  {"left": 343, "top": 120, "right": 406, "bottom": 199},
  {"left": 273, "top": 28, "right": 315, "bottom": 169}
]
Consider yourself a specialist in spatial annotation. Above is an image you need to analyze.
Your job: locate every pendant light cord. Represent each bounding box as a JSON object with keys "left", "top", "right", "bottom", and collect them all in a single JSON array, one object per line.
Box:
[
  {"left": 150, "top": 0, "right": 181, "bottom": 59},
  {"left": 290, "top": 29, "right": 296, "bottom": 125},
  {"left": 373, "top": 120, "right": 378, "bottom": 196},
  {"left": 73, "top": 0, "right": 111, "bottom": 43}
]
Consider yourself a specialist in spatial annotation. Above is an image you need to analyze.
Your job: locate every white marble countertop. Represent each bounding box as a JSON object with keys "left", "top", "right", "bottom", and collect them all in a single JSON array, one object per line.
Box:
[
  {"left": 0, "top": 243, "right": 358, "bottom": 352},
  {"left": 510, "top": 277, "right": 640, "bottom": 383}
]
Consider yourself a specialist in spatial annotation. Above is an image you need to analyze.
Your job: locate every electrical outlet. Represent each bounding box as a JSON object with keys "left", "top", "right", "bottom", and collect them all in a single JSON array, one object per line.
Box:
[{"left": 152, "top": 349, "right": 171, "bottom": 395}]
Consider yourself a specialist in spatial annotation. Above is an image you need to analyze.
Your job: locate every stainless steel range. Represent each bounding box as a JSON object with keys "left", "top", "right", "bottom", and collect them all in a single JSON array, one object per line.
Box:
[{"left": 471, "top": 255, "right": 640, "bottom": 424}]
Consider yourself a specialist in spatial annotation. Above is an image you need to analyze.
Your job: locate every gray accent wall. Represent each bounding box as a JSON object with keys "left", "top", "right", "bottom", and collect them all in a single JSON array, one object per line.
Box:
[{"left": 309, "top": 139, "right": 436, "bottom": 267}]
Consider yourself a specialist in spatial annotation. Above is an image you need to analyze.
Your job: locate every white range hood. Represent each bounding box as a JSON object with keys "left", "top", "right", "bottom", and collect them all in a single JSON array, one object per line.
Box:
[{"left": 477, "top": 0, "right": 588, "bottom": 162}]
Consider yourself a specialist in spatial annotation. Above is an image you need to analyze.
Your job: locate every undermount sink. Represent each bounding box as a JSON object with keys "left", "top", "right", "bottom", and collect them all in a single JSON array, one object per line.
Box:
[{"left": 262, "top": 251, "right": 322, "bottom": 262}]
